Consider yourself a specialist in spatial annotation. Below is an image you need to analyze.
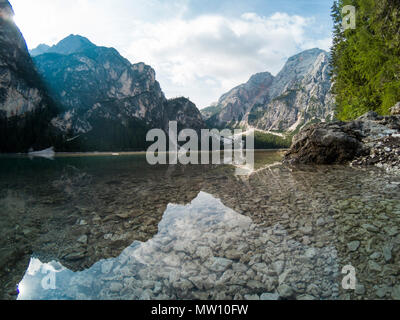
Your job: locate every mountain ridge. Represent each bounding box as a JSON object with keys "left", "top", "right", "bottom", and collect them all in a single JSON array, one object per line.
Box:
[
  {"left": 2, "top": 2, "right": 334, "bottom": 153},
  {"left": 30, "top": 34, "right": 96, "bottom": 56},
  {"left": 31, "top": 34, "right": 205, "bottom": 151},
  {"left": 0, "top": 0, "right": 61, "bottom": 152},
  {"left": 1, "top": 10, "right": 206, "bottom": 152},
  {"left": 202, "top": 48, "right": 335, "bottom": 136}
]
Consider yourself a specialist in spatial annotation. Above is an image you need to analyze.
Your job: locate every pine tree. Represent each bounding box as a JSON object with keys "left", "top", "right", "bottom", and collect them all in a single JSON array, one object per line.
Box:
[{"left": 330, "top": 0, "right": 400, "bottom": 120}]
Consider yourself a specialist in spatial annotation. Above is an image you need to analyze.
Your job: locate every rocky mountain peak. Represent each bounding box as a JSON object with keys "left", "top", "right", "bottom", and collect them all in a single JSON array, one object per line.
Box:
[
  {"left": 50, "top": 34, "right": 95, "bottom": 55},
  {"left": 0, "top": 0, "right": 13, "bottom": 21},
  {"left": 202, "top": 48, "right": 334, "bottom": 133},
  {"left": 31, "top": 35, "right": 205, "bottom": 151},
  {"left": 0, "top": 0, "right": 27, "bottom": 53},
  {"left": 30, "top": 34, "right": 96, "bottom": 57},
  {"left": 286, "top": 48, "right": 326, "bottom": 62},
  {"left": 1, "top": 0, "right": 44, "bottom": 116},
  {"left": 1, "top": 6, "right": 205, "bottom": 153},
  {"left": 202, "top": 71, "right": 275, "bottom": 127},
  {"left": 33, "top": 36, "right": 164, "bottom": 114},
  {"left": 29, "top": 44, "right": 51, "bottom": 57},
  {"left": 269, "top": 48, "right": 328, "bottom": 99},
  {"left": 0, "top": 0, "right": 59, "bottom": 152},
  {"left": 247, "top": 72, "right": 274, "bottom": 86}
]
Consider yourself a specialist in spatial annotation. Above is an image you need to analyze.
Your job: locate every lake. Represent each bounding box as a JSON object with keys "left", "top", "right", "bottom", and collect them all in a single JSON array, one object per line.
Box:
[{"left": 0, "top": 151, "right": 399, "bottom": 300}]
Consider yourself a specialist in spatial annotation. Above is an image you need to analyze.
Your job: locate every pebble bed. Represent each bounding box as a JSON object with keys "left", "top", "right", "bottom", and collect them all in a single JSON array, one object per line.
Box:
[{"left": 0, "top": 153, "right": 399, "bottom": 300}]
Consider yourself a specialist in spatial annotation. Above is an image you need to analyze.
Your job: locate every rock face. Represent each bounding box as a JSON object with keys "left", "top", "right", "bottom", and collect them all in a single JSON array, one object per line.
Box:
[
  {"left": 31, "top": 35, "right": 205, "bottom": 151},
  {"left": 203, "top": 72, "right": 274, "bottom": 127},
  {"left": 0, "top": 1, "right": 44, "bottom": 118},
  {"left": 202, "top": 48, "right": 334, "bottom": 133},
  {"left": 391, "top": 102, "right": 400, "bottom": 116},
  {"left": 283, "top": 110, "right": 400, "bottom": 171},
  {"left": 34, "top": 36, "right": 166, "bottom": 133},
  {"left": 0, "top": 0, "right": 59, "bottom": 152},
  {"left": 163, "top": 97, "right": 205, "bottom": 133}
]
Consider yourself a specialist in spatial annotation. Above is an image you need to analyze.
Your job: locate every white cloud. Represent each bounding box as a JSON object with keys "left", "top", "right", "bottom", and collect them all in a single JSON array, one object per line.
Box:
[
  {"left": 126, "top": 12, "right": 330, "bottom": 107},
  {"left": 10, "top": 0, "right": 331, "bottom": 109}
]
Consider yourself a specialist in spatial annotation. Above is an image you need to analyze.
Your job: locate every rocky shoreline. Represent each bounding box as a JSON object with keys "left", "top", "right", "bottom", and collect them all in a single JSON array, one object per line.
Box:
[{"left": 283, "top": 104, "right": 400, "bottom": 173}]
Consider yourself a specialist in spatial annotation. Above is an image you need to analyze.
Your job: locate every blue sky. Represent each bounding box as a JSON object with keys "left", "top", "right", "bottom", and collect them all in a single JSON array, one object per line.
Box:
[{"left": 10, "top": 0, "right": 334, "bottom": 108}]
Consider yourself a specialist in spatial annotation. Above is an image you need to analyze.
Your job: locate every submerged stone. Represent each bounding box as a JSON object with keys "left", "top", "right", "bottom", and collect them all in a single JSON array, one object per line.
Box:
[
  {"left": 260, "top": 292, "right": 279, "bottom": 300},
  {"left": 347, "top": 241, "right": 360, "bottom": 252}
]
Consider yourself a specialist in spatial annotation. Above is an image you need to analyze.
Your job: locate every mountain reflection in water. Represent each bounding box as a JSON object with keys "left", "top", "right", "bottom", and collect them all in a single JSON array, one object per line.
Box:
[
  {"left": 18, "top": 192, "right": 339, "bottom": 300},
  {"left": 0, "top": 151, "right": 399, "bottom": 300}
]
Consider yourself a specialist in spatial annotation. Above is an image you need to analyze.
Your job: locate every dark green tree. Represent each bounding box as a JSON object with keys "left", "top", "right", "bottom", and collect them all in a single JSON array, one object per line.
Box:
[{"left": 331, "top": 0, "right": 400, "bottom": 120}]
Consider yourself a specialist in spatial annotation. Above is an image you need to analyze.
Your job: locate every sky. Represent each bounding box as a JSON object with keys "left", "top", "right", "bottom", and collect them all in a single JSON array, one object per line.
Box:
[{"left": 10, "top": 0, "right": 334, "bottom": 109}]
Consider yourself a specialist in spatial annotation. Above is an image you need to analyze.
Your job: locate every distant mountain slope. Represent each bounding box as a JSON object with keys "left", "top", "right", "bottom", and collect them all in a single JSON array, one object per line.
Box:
[
  {"left": 0, "top": 0, "right": 60, "bottom": 152},
  {"left": 33, "top": 37, "right": 166, "bottom": 132},
  {"left": 29, "top": 44, "right": 50, "bottom": 57},
  {"left": 31, "top": 35, "right": 205, "bottom": 151},
  {"left": 202, "top": 48, "right": 335, "bottom": 135},
  {"left": 203, "top": 72, "right": 274, "bottom": 128},
  {"left": 30, "top": 34, "right": 96, "bottom": 56}
]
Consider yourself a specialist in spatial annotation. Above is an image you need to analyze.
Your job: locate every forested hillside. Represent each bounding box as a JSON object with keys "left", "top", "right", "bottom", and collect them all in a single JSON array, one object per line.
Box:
[{"left": 331, "top": 0, "right": 400, "bottom": 120}]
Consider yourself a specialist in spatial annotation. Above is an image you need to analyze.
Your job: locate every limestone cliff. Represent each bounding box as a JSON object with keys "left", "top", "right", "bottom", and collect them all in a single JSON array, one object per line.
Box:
[
  {"left": 32, "top": 35, "right": 205, "bottom": 151},
  {"left": 0, "top": 0, "right": 59, "bottom": 152},
  {"left": 202, "top": 49, "right": 335, "bottom": 134}
]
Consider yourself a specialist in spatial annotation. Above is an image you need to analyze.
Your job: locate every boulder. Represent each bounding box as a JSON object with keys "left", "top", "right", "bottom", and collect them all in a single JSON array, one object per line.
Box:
[
  {"left": 391, "top": 102, "right": 400, "bottom": 115},
  {"left": 283, "top": 121, "right": 368, "bottom": 165},
  {"left": 283, "top": 111, "right": 400, "bottom": 170}
]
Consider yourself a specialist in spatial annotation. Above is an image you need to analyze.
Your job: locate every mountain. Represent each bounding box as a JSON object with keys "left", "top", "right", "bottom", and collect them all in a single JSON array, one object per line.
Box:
[
  {"left": 202, "top": 72, "right": 274, "bottom": 128},
  {"left": 29, "top": 44, "right": 50, "bottom": 57},
  {"left": 0, "top": 0, "right": 60, "bottom": 152},
  {"left": 31, "top": 35, "right": 205, "bottom": 151},
  {"left": 164, "top": 97, "right": 204, "bottom": 132},
  {"left": 30, "top": 34, "right": 95, "bottom": 56},
  {"left": 202, "top": 48, "right": 335, "bottom": 135},
  {"left": 33, "top": 36, "right": 166, "bottom": 132}
]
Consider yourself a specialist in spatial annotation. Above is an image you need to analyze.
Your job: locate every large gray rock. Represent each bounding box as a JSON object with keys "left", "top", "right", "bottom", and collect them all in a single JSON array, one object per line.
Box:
[
  {"left": 391, "top": 102, "right": 400, "bottom": 115},
  {"left": 392, "top": 285, "right": 400, "bottom": 300},
  {"left": 283, "top": 121, "right": 368, "bottom": 165},
  {"left": 260, "top": 292, "right": 280, "bottom": 300},
  {"left": 277, "top": 284, "right": 295, "bottom": 299},
  {"left": 347, "top": 241, "right": 361, "bottom": 252},
  {"left": 208, "top": 257, "right": 233, "bottom": 273},
  {"left": 283, "top": 111, "right": 400, "bottom": 168}
]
